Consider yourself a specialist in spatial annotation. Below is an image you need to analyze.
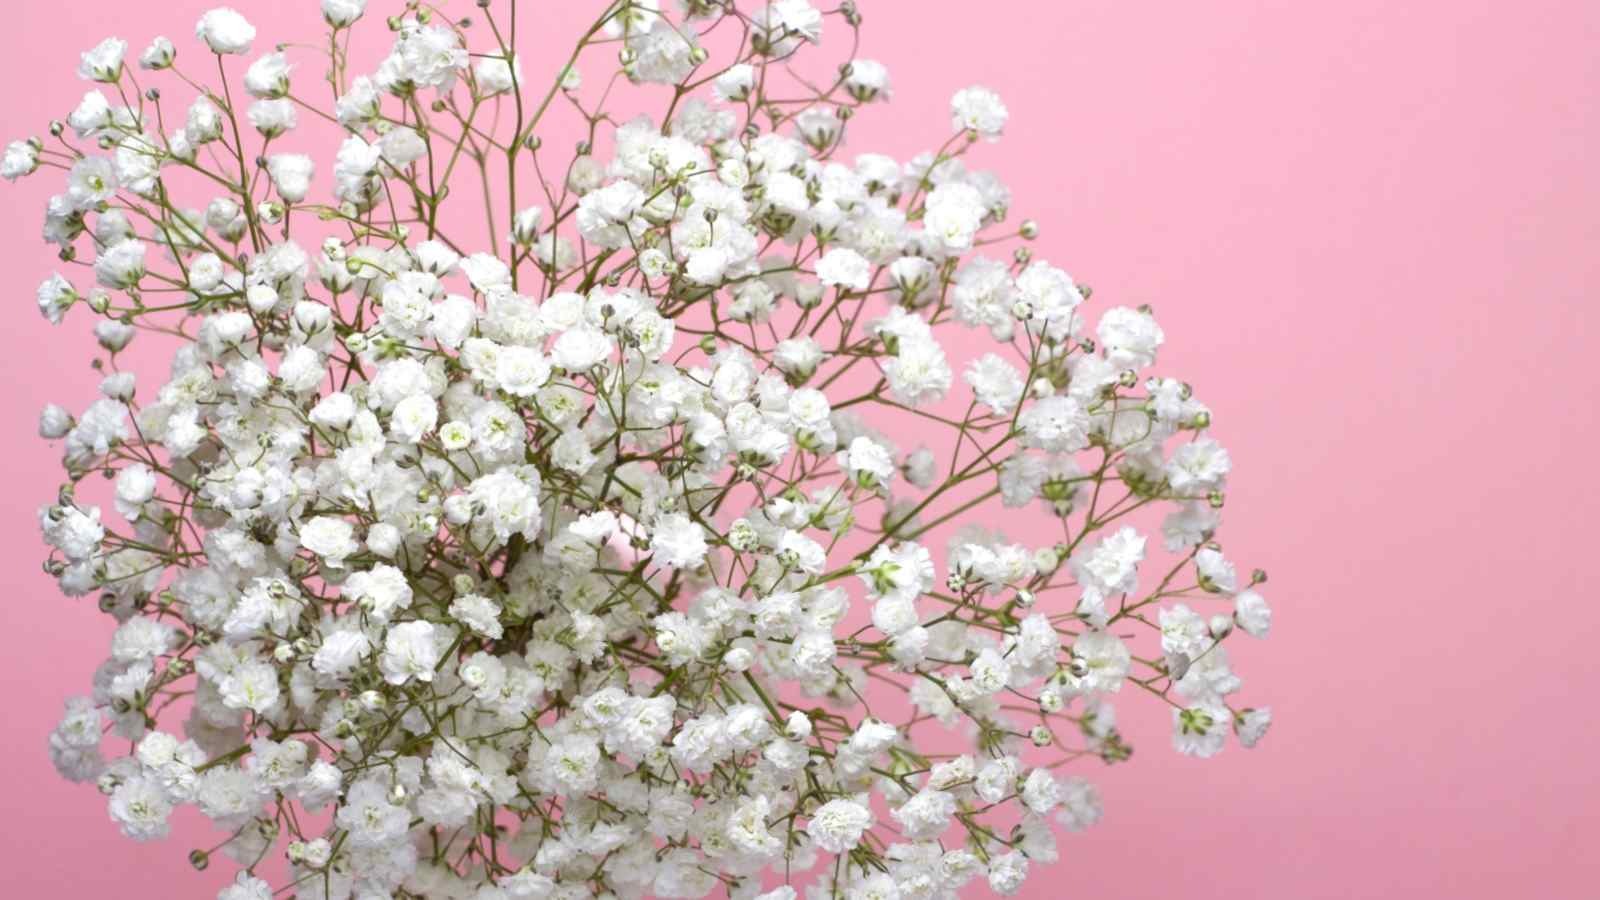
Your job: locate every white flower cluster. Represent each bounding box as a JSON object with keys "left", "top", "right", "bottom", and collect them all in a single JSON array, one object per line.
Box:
[{"left": 16, "top": 2, "right": 1275, "bottom": 898}]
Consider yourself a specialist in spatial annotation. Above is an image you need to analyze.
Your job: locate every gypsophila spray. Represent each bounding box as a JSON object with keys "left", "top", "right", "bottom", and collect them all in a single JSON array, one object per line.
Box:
[{"left": 15, "top": 2, "right": 1276, "bottom": 898}]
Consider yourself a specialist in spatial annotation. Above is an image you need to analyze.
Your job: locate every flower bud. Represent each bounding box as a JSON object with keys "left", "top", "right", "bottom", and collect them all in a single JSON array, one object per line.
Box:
[{"left": 1208, "top": 615, "right": 1234, "bottom": 639}]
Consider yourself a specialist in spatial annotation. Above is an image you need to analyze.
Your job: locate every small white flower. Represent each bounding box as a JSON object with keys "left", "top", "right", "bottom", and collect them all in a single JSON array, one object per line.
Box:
[
  {"left": 266, "top": 154, "right": 314, "bottom": 203},
  {"left": 1172, "top": 702, "right": 1230, "bottom": 758},
  {"left": 844, "top": 59, "right": 892, "bottom": 101},
  {"left": 322, "top": 0, "right": 368, "bottom": 28},
  {"left": 714, "top": 64, "right": 755, "bottom": 101},
  {"left": 924, "top": 182, "right": 986, "bottom": 250},
  {"left": 816, "top": 247, "right": 872, "bottom": 291},
  {"left": 389, "top": 393, "right": 438, "bottom": 444},
  {"left": 1019, "top": 395, "right": 1090, "bottom": 453},
  {"left": 218, "top": 873, "right": 273, "bottom": 900},
  {"left": 36, "top": 274, "right": 76, "bottom": 325},
  {"left": 951, "top": 85, "right": 1008, "bottom": 140},
  {"left": 1, "top": 140, "right": 38, "bottom": 181},
  {"left": 248, "top": 98, "right": 296, "bottom": 136},
  {"left": 1072, "top": 630, "right": 1131, "bottom": 693},
  {"left": 475, "top": 52, "right": 522, "bottom": 97},
  {"left": 892, "top": 789, "right": 955, "bottom": 839},
  {"left": 986, "top": 850, "right": 1029, "bottom": 895},
  {"left": 109, "top": 777, "right": 172, "bottom": 842},
  {"left": 38, "top": 404, "right": 73, "bottom": 439},
  {"left": 965, "top": 352, "right": 1025, "bottom": 414},
  {"left": 195, "top": 8, "right": 256, "bottom": 56},
  {"left": 77, "top": 38, "right": 127, "bottom": 83},
  {"left": 380, "top": 127, "right": 426, "bottom": 166},
  {"left": 448, "top": 594, "right": 503, "bottom": 639},
  {"left": 220, "top": 660, "right": 280, "bottom": 713},
  {"left": 243, "top": 52, "right": 291, "bottom": 98},
  {"left": 773, "top": 337, "right": 823, "bottom": 381},
  {"left": 806, "top": 798, "right": 871, "bottom": 854},
  {"left": 1234, "top": 707, "right": 1273, "bottom": 748},
  {"left": 838, "top": 435, "right": 895, "bottom": 489},
  {"left": 139, "top": 37, "right": 175, "bottom": 70},
  {"left": 1234, "top": 589, "right": 1272, "bottom": 638},
  {"left": 312, "top": 631, "right": 372, "bottom": 679},
  {"left": 650, "top": 513, "right": 708, "bottom": 569},
  {"left": 551, "top": 327, "right": 613, "bottom": 372},
  {"left": 459, "top": 252, "right": 512, "bottom": 293},
  {"left": 379, "top": 621, "right": 441, "bottom": 685},
  {"left": 1098, "top": 306, "right": 1165, "bottom": 370},
  {"left": 299, "top": 516, "right": 359, "bottom": 568}
]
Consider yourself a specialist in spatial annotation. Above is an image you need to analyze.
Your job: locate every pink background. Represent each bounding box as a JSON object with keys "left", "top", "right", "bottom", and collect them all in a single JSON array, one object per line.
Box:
[{"left": 2, "top": 0, "right": 1597, "bottom": 897}]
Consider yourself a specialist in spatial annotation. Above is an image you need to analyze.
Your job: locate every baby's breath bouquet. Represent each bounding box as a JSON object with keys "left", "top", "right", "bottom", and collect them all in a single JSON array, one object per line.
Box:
[{"left": 15, "top": 2, "right": 1274, "bottom": 898}]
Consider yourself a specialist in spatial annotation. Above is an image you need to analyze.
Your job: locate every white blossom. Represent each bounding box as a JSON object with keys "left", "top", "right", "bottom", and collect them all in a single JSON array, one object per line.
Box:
[
  {"left": 379, "top": 620, "right": 441, "bottom": 685},
  {"left": 266, "top": 154, "right": 314, "bottom": 203},
  {"left": 1234, "top": 589, "right": 1272, "bottom": 638},
  {"left": 951, "top": 85, "right": 1008, "bottom": 140},
  {"left": 650, "top": 513, "right": 708, "bottom": 569},
  {"left": 816, "top": 247, "right": 872, "bottom": 291},
  {"left": 807, "top": 798, "right": 872, "bottom": 854},
  {"left": 77, "top": 38, "right": 127, "bottom": 83},
  {"left": 195, "top": 8, "right": 256, "bottom": 56},
  {"left": 299, "top": 516, "right": 359, "bottom": 568},
  {"left": 323, "top": 0, "right": 367, "bottom": 28}
]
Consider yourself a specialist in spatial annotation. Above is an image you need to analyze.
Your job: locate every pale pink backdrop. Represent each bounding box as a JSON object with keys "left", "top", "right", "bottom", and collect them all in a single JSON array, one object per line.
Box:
[{"left": 1, "top": 1, "right": 1597, "bottom": 897}]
